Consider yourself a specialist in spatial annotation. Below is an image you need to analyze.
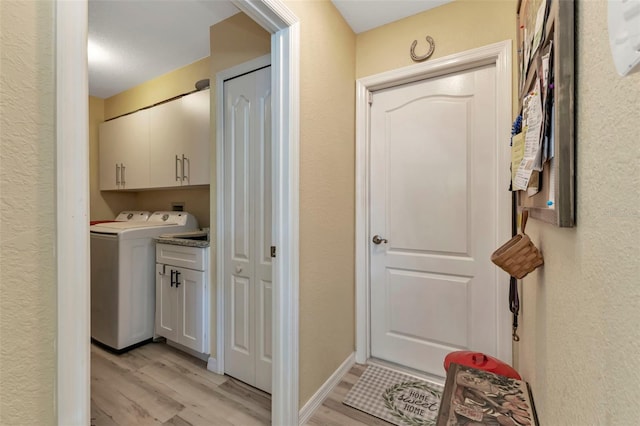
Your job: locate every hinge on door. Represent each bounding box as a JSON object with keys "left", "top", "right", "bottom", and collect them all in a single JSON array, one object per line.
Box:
[
  {"left": 270, "top": 246, "right": 276, "bottom": 258},
  {"left": 368, "top": 92, "right": 373, "bottom": 105}
]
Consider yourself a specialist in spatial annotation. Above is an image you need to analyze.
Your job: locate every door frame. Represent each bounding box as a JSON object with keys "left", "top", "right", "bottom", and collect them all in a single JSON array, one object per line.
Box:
[
  {"left": 214, "top": 53, "right": 271, "bottom": 379},
  {"left": 56, "top": 1, "right": 300, "bottom": 425},
  {"left": 355, "top": 40, "right": 513, "bottom": 366}
]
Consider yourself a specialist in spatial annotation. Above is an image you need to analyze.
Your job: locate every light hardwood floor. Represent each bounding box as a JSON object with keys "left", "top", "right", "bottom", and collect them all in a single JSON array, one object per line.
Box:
[
  {"left": 91, "top": 342, "right": 271, "bottom": 426},
  {"left": 303, "top": 364, "right": 393, "bottom": 426},
  {"left": 91, "top": 342, "right": 391, "bottom": 426}
]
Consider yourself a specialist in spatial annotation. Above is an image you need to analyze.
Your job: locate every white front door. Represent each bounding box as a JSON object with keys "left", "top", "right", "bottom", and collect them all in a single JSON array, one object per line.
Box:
[
  {"left": 223, "top": 65, "right": 273, "bottom": 393},
  {"left": 369, "top": 65, "right": 502, "bottom": 379}
]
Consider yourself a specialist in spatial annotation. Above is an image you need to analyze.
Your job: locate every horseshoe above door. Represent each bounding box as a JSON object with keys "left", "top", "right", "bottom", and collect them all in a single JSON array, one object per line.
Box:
[{"left": 410, "top": 36, "right": 435, "bottom": 62}]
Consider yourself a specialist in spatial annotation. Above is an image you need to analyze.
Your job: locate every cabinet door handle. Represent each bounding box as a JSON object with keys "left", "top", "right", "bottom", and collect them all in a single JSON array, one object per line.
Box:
[
  {"left": 181, "top": 154, "right": 188, "bottom": 182},
  {"left": 170, "top": 269, "right": 175, "bottom": 287},
  {"left": 175, "top": 155, "right": 181, "bottom": 181},
  {"left": 115, "top": 163, "right": 120, "bottom": 186},
  {"left": 175, "top": 270, "right": 181, "bottom": 288},
  {"left": 120, "top": 163, "right": 126, "bottom": 186}
]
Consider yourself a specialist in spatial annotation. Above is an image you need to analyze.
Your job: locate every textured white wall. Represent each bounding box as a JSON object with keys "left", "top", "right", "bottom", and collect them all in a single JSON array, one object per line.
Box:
[
  {"left": 0, "top": 1, "right": 57, "bottom": 424},
  {"left": 518, "top": 1, "right": 640, "bottom": 423}
]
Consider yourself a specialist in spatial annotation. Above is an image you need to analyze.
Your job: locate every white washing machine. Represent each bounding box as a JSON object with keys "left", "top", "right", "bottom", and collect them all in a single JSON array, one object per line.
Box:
[{"left": 90, "top": 211, "right": 199, "bottom": 352}]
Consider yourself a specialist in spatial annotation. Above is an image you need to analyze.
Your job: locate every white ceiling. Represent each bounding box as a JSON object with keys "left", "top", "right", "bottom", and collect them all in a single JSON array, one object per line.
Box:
[
  {"left": 88, "top": 0, "right": 452, "bottom": 99},
  {"left": 331, "top": 0, "right": 452, "bottom": 34},
  {"left": 88, "top": 0, "right": 240, "bottom": 98}
]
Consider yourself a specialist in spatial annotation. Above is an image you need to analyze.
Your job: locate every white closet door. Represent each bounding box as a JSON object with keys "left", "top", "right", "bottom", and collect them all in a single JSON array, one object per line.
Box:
[
  {"left": 223, "top": 66, "right": 272, "bottom": 393},
  {"left": 253, "top": 68, "right": 272, "bottom": 393}
]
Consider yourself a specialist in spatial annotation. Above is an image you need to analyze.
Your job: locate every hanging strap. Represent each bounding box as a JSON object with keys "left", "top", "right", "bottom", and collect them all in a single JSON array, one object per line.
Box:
[
  {"left": 509, "top": 276, "right": 520, "bottom": 341},
  {"left": 520, "top": 209, "right": 529, "bottom": 234},
  {"left": 510, "top": 209, "right": 524, "bottom": 341}
]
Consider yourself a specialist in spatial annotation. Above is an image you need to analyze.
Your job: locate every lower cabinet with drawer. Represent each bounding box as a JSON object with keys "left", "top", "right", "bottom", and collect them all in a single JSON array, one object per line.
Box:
[{"left": 155, "top": 243, "right": 209, "bottom": 354}]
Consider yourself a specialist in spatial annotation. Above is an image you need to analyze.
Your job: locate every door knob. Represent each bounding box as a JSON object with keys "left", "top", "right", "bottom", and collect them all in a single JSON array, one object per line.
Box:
[
  {"left": 235, "top": 266, "right": 243, "bottom": 273},
  {"left": 372, "top": 235, "right": 388, "bottom": 245}
]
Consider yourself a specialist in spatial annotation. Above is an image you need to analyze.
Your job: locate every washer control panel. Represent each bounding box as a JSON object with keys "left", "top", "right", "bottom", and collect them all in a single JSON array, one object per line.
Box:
[
  {"left": 148, "top": 211, "right": 198, "bottom": 229},
  {"left": 115, "top": 211, "right": 150, "bottom": 221}
]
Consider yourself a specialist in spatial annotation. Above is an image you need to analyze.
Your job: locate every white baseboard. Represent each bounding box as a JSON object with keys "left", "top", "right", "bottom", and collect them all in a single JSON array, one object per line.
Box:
[
  {"left": 165, "top": 339, "right": 209, "bottom": 362},
  {"left": 298, "top": 352, "right": 356, "bottom": 425},
  {"left": 207, "top": 356, "right": 218, "bottom": 373}
]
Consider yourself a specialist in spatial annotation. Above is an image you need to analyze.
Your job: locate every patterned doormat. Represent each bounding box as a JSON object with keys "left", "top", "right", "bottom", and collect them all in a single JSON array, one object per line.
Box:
[{"left": 344, "top": 364, "right": 444, "bottom": 426}]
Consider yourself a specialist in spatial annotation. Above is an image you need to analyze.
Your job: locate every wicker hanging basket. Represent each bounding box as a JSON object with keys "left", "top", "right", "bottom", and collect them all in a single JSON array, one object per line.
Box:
[{"left": 491, "top": 210, "right": 543, "bottom": 279}]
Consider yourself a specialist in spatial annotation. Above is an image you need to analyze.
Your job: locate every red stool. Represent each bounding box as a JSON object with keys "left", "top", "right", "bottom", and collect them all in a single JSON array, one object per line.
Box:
[{"left": 444, "top": 351, "right": 521, "bottom": 380}]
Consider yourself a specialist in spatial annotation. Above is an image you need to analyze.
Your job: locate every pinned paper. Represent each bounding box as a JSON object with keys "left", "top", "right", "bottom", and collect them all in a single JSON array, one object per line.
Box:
[
  {"left": 531, "top": 0, "right": 548, "bottom": 58},
  {"left": 511, "top": 132, "right": 525, "bottom": 184},
  {"left": 523, "top": 80, "right": 544, "bottom": 171},
  {"left": 513, "top": 126, "right": 536, "bottom": 191}
]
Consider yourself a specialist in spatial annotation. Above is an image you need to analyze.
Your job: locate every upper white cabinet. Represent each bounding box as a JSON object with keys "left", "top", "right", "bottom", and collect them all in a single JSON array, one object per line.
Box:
[
  {"left": 99, "top": 89, "right": 210, "bottom": 191},
  {"left": 148, "top": 97, "right": 183, "bottom": 188},
  {"left": 180, "top": 89, "right": 210, "bottom": 186},
  {"left": 148, "top": 89, "right": 210, "bottom": 188},
  {"left": 99, "top": 109, "right": 150, "bottom": 190}
]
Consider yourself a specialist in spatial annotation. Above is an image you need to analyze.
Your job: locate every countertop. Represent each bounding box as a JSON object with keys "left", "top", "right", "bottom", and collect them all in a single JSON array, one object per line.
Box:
[{"left": 154, "top": 230, "right": 210, "bottom": 248}]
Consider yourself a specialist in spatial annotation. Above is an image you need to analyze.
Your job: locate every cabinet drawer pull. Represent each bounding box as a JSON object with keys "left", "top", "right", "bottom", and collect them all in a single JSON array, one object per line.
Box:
[
  {"left": 175, "top": 270, "right": 181, "bottom": 288},
  {"left": 120, "top": 163, "right": 126, "bottom": 186},
  {"left": 170, "top": 269, "right": 175, "bottom": 287},
  {"left": 115, "top": 163, "right": 120, "bottom": 186},
  {"left": 175, "top": 155, "right": 181, "bottom": 181}
]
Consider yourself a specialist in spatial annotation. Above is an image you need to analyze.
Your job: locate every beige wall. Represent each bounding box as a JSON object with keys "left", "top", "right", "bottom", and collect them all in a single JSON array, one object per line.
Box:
[
  {"left": 356, "top": 0, "right": 519, "bottom": 119},
  {"left": 136, "top": 188, "right": 210, "bottom": 228},
  {"left": 0, "top": 1, "right": 56, "bottom": 424},
  {"left": 356, "top": 0, "right": 516, "bottom": 79},
  {"left": 209, "top": 12, "right": 271, "bottom": 76},
  {"left": 518, "top": 1, "right": 640, "bottom": 423},
  {"left": 104, "top": 56, "right": 210, "bottom": 120},
  {"left": 283, "top": 0, "right": 357, "bottom": 407},
  {"left": 208, "top": 12, "right": 271, "bottom": 356}
]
